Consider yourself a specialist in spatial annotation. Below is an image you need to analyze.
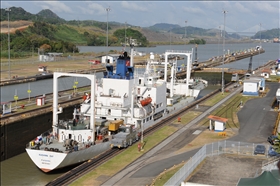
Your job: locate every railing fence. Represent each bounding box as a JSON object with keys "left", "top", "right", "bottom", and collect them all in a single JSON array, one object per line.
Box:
[{"left": 164, "top": 140, "right": 270, "bottom": 186}]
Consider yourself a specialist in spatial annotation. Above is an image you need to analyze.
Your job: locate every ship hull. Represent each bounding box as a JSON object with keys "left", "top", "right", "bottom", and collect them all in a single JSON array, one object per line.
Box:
[{"left": 26, "top": 142, "right": 110, "bottom": 172}]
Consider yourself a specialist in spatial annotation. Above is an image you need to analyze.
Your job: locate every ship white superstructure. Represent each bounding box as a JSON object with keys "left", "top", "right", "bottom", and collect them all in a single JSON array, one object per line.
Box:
[{"left": 26, "top": 47, "right": 207, "bottom": 172}]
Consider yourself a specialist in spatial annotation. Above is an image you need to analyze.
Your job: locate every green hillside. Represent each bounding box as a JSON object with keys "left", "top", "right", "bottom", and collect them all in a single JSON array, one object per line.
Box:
[
  {"left": 252, "top": 28, "right": 280, "bottom": 40},
  {"left": 53, "top": 25, "right": 87, "bottom": 44}
]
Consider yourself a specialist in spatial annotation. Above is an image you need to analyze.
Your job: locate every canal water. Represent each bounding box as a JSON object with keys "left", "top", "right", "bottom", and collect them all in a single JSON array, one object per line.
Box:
[{"left": 1, "top": 42, "right": 279, "bottom": 186}]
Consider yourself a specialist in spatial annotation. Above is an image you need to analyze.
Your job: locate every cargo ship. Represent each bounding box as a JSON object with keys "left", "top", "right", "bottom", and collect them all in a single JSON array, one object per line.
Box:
[{"left": 26, "top": 46, "right": 207, "bottom": 172}]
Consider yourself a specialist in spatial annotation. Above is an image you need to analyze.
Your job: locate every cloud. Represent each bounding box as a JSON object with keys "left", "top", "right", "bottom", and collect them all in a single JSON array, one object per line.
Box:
[
  {"left": 233, "top": 2, "right": 251, "bottom": 13},
  {"left": 77, "top": 2, "right": 106, "bottom": 16},
  {"left": 182, "top": 6, "right": 205, "bottom": 15},
  {"left": 36, "top": 1, "right": 72, "bottom": 13},
  {"left": 121, "top": 1, "right": 148, "bottom": 12},
  {"left": 253, "top": 2, "right": 279, "bottom": 13}
]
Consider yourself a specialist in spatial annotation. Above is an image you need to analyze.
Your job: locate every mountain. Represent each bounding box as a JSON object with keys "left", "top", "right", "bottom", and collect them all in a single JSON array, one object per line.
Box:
[
  {"left": 37, "top": 9, "right": 65, "bottom": 22},
  {"left": 36, "top": 9, "right": 65, "bottom": 24},
  {"left": 252, "top": 28, "right": 280, "bottom": 40},
  {"left": 0, "top": 7, "right": 65, "bottom": 24},
  {"left": 0, "top": 7, "right": 34, "bottom": 21},
  {"left": 1, "top": 6, "right": 278, "bottom": 47},
  {"left": 147, "top": 23, "right": 181, "bottom": 32}
]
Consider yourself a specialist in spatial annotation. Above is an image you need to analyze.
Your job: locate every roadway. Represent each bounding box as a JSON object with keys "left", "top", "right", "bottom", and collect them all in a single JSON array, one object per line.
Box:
[{"left": 101, "top": 82, "right": 278, "bottom": 186}]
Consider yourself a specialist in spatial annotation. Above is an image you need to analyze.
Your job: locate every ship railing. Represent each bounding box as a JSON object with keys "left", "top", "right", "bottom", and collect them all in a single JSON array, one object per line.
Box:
[
  {"left": 26, "top": 129, "right": 54, "bottom": 148},
  {"left": 165, "top": 50, "right": 193, "bottom": 54}
]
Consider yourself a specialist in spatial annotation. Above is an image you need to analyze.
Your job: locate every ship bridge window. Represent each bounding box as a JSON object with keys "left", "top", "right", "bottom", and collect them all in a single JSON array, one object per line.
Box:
[
  {"left": 108, "top": 109, "right": 111, "bottom": 115},
  {"left": 69, "top": 134, "right": 72, "bottom": 139}
]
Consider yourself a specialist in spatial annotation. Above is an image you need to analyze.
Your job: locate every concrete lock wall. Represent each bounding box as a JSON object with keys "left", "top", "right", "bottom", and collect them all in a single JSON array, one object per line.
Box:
[
  {"left": 0, "top": 106, "right": 74, "bottom": 161},
  {"left": 192, "top": 72, "right": 232, "bottom": 85}
]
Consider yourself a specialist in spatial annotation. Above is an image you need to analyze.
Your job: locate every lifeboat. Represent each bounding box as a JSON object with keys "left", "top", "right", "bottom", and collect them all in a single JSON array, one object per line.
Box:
[{"left": 140, "top": 97, "right": 152, "bottom": 106}]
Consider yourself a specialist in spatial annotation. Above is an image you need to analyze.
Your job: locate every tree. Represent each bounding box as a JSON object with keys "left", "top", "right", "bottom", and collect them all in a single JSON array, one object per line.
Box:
[
  {"left": 40, "top": 44, "right": 51, "bottom": 53},
  {"left": 113, "top": 28, "right": 149, "bottom": 46},
  {"left": 273, "top": 132, "right": 280, "bottom": 153}
]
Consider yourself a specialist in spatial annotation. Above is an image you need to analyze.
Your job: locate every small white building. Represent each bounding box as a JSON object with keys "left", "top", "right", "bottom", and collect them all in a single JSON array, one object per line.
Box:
[
  {"left": 260, "top": 69, "right": 270, "bottom": 79},
  {"left": 0, "top": 102, "right": 12, "bottom": 115},
  {"left": 37, "top": 96, "right": 46, "bottom": 106},
  {"left": 208, "top": 115, "right": 227, "bottom": 132},
  {"left": 243, "top": 76, "right": 265, "bottom": 96},
  {"left": 101, "top": 54, "right": 120, "bottom": 64},
  {"left": 276, "top": 88, "right": 280, "bottom": 110},
  {"left": 38, "top": 65, "right": 47, "bottom": 72},
  {"left": 39, "top": 53, "right": 63, "bottom": 62}
]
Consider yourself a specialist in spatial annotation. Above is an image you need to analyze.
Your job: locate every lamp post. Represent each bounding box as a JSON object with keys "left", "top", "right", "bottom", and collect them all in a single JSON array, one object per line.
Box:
[
  {"left": 259, "top": 23, "right": 262, "bottom": 69},
  {"left": 221, "top": 10, "right": 227, "bottom": 94},
  {"left": 6, "top": 8, "right": 11, "bottom": 80},
  {"left": 185, "top": 20, "right": 187, "bottom": 46},
  {"left": 218, "top": 26, "right": 221, "bottom": 57},
  {"left": 236, "top": 26, "right": 238, "bottom": 40},
  {"left": 169, "top": 26, "right": 172, "bottom": 47},
  {"left": 124, "top": 21, "right": 127, "bottom": 50},
  {"left": 106, "top": 7, "right": 111, "bottom": 64}
]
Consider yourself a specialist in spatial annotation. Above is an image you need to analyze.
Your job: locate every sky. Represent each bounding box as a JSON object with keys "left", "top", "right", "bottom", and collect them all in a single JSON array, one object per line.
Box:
[{"left": 1, "top": 1, "right": 280, "bottom": 34}]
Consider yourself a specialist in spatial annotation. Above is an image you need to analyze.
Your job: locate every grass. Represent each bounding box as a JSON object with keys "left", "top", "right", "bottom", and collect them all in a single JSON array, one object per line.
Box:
[
  {"left": 71, "top": 125, "right": 178, "bottom": 186},
  {"left": 173, "top": 111, "right": 202, "bottom": 124},
  {"left": 198, "top": 93, "right": 255, "bottom": 129},
  {"left": 53, "top": 25, "right": 87, "bottom": 44},
  {"left": 266, "top": 75, "right": 280, "bottom": 82},
  {"left": 152, "top": 163, "right": 185, "bottom": 186},
  {"left": 70, "top": 92, "right": 260, "bottom": 186},
  {"left": 201, "top": 92, "right": 230, "bottom": 106}
]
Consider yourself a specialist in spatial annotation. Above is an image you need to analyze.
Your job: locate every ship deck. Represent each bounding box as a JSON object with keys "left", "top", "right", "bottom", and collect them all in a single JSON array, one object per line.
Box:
[
  {"left": 26, "top": 80, "right": 206, "bottom": 154},
  {"left": 26, "top": 123, "right": 110, "bottom": 154}
]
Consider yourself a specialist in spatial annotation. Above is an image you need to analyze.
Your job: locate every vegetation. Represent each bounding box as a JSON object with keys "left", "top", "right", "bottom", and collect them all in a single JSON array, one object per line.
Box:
[
  {"left": 0, "top": 21, "right": 80, "bottom": 58},
  {"left": 273, "top": 132, "right": 280, "bottom": 153},
  {"left": 189, "top": 38, "right": 206, "bottom": 45},
  {"left": 71, "top": 125, "right": 178, "bottom": 186},
  {"left": 1, "top": 7, "right": 65, "bottom": 24},
  {"left": 252, "top": 28, "right": 280, "bottom": 40},
  {"left": 0, "top": 7, "right": 151, "bottom": 57},
  {"left": 113, "top": 28, "right": 149, "bottom": 46},
  {"left": 199, "top": 93, "right": 254, "bottom": 129},
  {"left": 172, "top": 26, "right": 216, "bottom": 37},
  {"left": 67, "top": 20, "right": 110, "bottom": 30},
  {"left": 147, "top": 23, "right": 181, "bottom": 32}
]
